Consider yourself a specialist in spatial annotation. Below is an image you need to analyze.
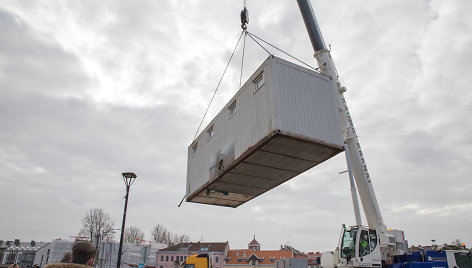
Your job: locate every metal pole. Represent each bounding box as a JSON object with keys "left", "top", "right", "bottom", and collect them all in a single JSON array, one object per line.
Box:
[{"left": 117, "top": 185, "right": 130, "bottom": 268}]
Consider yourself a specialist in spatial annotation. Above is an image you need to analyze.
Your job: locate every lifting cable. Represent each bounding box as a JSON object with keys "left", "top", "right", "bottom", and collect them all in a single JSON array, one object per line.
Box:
[
  {"left": 239, "top": 32, "right": 247, "bottom": 89},
  {"left": 246, "top": 31, "right": 318, "bottom": 72},
  {"left": 193, "top": 1, "right": 317, "bottom": 141},
  {"left": 182, "top": 2, "right": 248, "bottom": 208},
  {"left": 193, "top": 30, "right": 246, "bottom": 140},
  {"left": 183, "top": 1, "right": 318, "bottom": 207}
]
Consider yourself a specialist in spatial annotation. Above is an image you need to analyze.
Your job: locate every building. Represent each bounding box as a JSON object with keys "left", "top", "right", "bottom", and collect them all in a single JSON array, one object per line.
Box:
[
  {"left": 1, "top": 238, "right": 164, "bottom": 268},
  {"left": 224, "top": 238, "right": 293, "bottom": 268},
  {"left": 305, "top": 252, "right": 321, "bottom": 268},
  {"left": 0, "top": 239, "right": 49, "bottom": 268},
  {"left": 97, "top": 241, "right": 165, "bottom": 268},
  {"left": 279, "top": 245, "right": 320, "bottom": 268},
  {"left": 33, "top": 239, "right": 75, "bottom": 268},
  {"left": 156, "top": 242, "right": 229, "bottom": 268},
  {"left": 97, "top": 242, "right": 156, "bottom": 268}
]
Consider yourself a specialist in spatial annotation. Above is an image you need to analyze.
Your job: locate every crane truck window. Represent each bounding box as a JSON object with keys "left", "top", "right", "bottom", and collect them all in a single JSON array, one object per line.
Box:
[
  {"left": 359, "top": 230, "right": 370, "bottom": 257},
  {"left": 369, "top": 230, "right": 378, "bottom": 250},
  {"left": 341, "top": 228, "right": 357, "bottom": 259}
]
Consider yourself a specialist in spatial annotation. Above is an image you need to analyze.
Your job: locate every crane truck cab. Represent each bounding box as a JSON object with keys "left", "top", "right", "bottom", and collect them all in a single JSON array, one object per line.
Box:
[
  {"left": 183, "top": 254, "right": 211, "bottom": 268},
  {"left": 337, "top": 225, "right": 382, "bottom": 268},
  {"left": 336, "top": 225, "right": 409, "bottom": 267}
]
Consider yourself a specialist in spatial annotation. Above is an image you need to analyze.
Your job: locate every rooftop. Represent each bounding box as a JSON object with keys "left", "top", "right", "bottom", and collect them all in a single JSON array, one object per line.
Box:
[{"left": 158, "top": 242, "right": 228, "bottom": 253}]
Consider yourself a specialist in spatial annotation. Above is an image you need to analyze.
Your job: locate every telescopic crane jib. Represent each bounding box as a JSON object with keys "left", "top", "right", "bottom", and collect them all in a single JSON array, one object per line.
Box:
[{"left": 296, "top": 0, "right": 408, "bottom": 267}]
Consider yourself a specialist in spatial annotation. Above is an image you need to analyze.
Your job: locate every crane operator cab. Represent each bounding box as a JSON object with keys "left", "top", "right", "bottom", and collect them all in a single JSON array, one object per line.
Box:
[{"left": 338, "top": 225, "right": 382, "bottom": 267}]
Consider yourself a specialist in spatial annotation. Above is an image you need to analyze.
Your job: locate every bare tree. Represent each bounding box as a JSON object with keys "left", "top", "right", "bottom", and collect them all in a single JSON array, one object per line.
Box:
[
  {"left": 125, "top": 226, "right": 145, "bottom": 245},
  {"left": 151, "top": 224, "right": 167, "bottom": 243},
  {"left": 151, "top": 224, "right": 190, "bottom": 246},
  {"left": 79, "top": 208, "right": 115, "bottom": 242},
  {"left": 172, "top": 234, "right": 190, "bottom": 245}
]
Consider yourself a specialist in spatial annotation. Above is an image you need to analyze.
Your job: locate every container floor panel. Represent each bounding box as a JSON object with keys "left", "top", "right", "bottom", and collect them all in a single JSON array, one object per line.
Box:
[{"left": 187, "top": 133, "right": 343, "bottom": 207}]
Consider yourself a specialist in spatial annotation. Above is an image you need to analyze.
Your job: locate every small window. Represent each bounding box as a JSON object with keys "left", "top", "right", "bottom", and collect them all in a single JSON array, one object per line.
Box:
[
  {"left": 270, "top": 258, "right": 275, "bottom": 262},
  {"left": 171, "top": 256, "right": 174, "bottom": 261},
  {"left": 216, "top": 256, "right": 219, "bottom": 263},
  {"left": 369, "top": 229, "right": 378, "bottom": 250},
  {"left": 228, "top": 100, "right": 237, "bottom": 118},
  {"left": 166, "top": 256, "right": 169, "bottom": 262},
  {"left": 237, "top": 258, "right": 242, "bottom": 262},
  {"left": 207, "top": 125, "right": 214, "bottom": 140},
  {"left": 253, "top": 72, "right": 264, "bottom": 93},
  {"left": 192, "top": 142, "right": 198, "bottom": 155},
  {"left": 161, "top": 256, "right": 164, "bottom": 261},
  {"left": 359, "top": 230, "right": 370, "bottom": 257}
]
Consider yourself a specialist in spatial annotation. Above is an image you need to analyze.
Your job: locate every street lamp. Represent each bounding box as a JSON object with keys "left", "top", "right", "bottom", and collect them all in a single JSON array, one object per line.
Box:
[{"left": 117, "top": 172, "right": 137, "bottom": 268}]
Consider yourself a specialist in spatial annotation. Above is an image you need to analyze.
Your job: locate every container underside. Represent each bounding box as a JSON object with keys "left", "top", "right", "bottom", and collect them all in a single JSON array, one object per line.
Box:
[{"left": 187, "top": 132, "right": 343, "bottom": 207}]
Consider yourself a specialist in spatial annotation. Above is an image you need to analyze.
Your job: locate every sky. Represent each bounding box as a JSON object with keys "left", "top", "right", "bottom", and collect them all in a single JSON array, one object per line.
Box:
[{"left": 1, "top": 0, "right": 471, "bottom": 253}]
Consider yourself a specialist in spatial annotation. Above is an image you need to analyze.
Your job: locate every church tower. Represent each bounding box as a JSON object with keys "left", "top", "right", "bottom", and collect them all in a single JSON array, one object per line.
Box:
[{"left": 248, "top": 235, "right": 260, "bottom": 251}]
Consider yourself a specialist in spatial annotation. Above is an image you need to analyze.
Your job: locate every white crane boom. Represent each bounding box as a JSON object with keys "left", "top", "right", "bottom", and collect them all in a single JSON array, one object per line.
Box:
[
  {"left": 296, "top": 1, "right": 409, "bottom": 267},
  {"left": 295, "top": 0, "right": 387, "bottom": 235}
]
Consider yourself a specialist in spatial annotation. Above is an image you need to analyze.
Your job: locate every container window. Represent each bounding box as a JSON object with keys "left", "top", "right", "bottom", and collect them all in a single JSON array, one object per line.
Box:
[
  {"left": 228, "top": 100, "right": 237, "bottom": 118},
  {"left": 253, "top": 72, "right": 264, "bottom": 93},
  {"left": 192, "top": 142, "right": 198, "bottom": 155},
  {"left": 207, "top": 125, "right": 214, "bottom": 140}
]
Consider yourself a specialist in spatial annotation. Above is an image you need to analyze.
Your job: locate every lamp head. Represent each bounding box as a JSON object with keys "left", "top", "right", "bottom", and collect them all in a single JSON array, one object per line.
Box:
[
  {"left": 122, "top": 172, "right": 137, "bottom": 179},
  {"left": 122, "top": 172, "right": 137, "bottom": 187}
]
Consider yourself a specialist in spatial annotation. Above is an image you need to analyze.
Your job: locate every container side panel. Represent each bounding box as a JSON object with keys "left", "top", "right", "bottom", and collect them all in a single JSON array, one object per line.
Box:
[
  {"left": 271, "top": 58, "right": 343, "bottom": 146},
  {"left": 186, "top": 57, "right": 274, "bottom": 198}
]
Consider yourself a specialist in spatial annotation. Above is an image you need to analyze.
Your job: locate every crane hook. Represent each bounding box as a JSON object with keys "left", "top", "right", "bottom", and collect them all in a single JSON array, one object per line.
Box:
[{"left": 240, "top": 7, "right": 249, "bottom": 30}]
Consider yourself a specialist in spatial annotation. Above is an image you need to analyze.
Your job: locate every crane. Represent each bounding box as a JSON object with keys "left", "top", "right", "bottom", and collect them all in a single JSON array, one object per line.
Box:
[{"left": 295, "top": 0, "right": 408, "bottom": 267}]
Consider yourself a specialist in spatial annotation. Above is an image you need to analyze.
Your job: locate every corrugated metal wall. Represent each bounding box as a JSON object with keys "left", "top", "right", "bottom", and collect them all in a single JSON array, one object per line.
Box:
[
  {"left": 187, "top": 57, "right": 275, "bottom": 196},
  {"left": 272, "top": 58, "right": 343, "bottom": 146}
]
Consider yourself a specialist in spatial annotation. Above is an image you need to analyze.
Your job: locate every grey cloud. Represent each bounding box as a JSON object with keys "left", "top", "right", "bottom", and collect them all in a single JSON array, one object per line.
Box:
[
  {"left": 1, "top": 0, "right": 471, "bottom": 253},
  {"left": 0, "top": 8, "right": 92, "bottom": 98}
]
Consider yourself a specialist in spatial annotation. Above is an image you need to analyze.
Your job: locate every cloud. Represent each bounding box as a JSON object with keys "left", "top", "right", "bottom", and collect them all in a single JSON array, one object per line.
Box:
[{"left": 1, "top": 0, "right": 471, "bottom": 253}]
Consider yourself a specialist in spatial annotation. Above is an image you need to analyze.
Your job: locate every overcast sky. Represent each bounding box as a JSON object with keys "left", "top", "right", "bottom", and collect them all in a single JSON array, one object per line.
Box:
[{"left": 1, "top": 0, "right": 471, "bottom": 253}]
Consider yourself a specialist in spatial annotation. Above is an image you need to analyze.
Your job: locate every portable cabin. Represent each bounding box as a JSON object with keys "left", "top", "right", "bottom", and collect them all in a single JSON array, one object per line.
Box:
[{"left": 186, "top": 56, "right": 344, "bottom": 207}]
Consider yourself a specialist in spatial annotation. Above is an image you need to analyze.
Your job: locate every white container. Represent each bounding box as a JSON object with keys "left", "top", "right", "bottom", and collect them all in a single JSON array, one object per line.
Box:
[{"left": 186, "top": 56, "right": 344, "bottom": 207}]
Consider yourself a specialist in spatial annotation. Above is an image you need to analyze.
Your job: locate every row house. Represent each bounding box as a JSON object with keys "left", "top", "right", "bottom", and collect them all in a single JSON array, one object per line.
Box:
[
  {"left": 156, "top": 242, "right": 229, "bottom": 268},
  {"left": 0, "top": 240, "right": 49, "bottom": 268}
]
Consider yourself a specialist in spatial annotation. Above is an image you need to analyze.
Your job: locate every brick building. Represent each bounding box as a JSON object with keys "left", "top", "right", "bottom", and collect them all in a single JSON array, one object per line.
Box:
[{"left": 224, "top": 237, "right": 293, "bottom": 268}]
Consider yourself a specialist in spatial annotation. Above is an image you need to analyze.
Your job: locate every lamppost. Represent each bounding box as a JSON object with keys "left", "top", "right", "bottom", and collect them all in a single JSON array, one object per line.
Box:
[{"left": 117, "top": 172, "right": 137, "bottom": 268}]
